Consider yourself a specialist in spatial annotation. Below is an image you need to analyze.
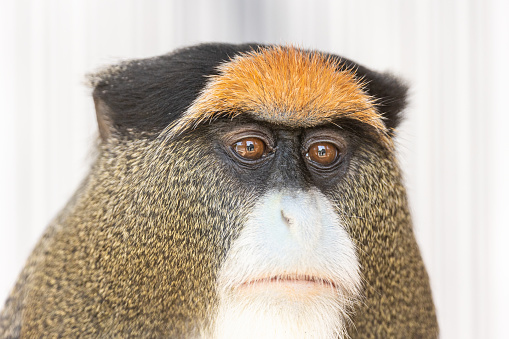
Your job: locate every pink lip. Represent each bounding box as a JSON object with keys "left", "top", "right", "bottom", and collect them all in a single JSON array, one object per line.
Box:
[{"left": 239, "top": 275, "right": 337, "bottom": 289}]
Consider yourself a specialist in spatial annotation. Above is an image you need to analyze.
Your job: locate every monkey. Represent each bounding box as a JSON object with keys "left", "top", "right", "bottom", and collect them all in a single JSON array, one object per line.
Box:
[{"left": 0, "top": 43, "right": 438, "bottom": 338}]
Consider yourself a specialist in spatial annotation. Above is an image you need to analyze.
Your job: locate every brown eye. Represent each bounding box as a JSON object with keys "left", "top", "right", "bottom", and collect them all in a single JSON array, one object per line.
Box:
[
  {"left": 233, "top": 137, "right": 266, "bottom": 160},
  {"left": 306, "top": 142, "right": 339, "bottom": 166}
]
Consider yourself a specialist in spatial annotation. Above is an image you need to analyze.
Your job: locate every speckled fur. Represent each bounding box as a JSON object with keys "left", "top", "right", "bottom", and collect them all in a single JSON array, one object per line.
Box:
[
  {"left": 0, "top": 130, "right": 256, "bottom": 337},
  {"left": 0, "top": 43, "right": 438, "bottom": 338},
  {"left": 337, "top": 147, "right": 438, "bottom": 338},
  {"left": 0, "top": 138, "right": 438, "bottom": 338}
]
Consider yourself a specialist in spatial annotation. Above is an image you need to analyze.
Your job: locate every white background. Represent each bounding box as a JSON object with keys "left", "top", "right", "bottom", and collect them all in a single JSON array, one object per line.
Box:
[{"left": 1, "top": 1, "right": 508, "bottom": 338}]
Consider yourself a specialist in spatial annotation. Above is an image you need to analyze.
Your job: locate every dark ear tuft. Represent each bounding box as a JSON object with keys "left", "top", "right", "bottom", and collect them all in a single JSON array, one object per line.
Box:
[
  {"left": 326, "top": 54, "right": 409, "bottom": 134},
  {"left": 88, "top": 43, "right": 264, "bottom": 138},
  {"left": 361, "top": 71, "right": 409, "bottom": 133}
]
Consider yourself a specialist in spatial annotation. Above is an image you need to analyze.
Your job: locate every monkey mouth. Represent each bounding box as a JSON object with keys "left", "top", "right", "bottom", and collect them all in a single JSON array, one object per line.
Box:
[{"left": 238, "top": 274, "right": 338, "bottom": 290}]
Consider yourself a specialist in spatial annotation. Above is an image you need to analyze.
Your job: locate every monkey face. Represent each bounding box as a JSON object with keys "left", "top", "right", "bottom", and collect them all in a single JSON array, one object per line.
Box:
[
  {"left": 84, "top": 44, "right": 434, "bottom": 338},
  {"left": 186, "top": 118, "right": 362, "bottom": 338}
]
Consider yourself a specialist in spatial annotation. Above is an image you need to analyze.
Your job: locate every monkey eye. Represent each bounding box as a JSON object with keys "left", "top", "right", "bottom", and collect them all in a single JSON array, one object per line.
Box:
[
  {"left": 305, "top": 142, "right": 339, "bottom": 166},
  {"left": 232, "top": 137, "right": 267, "bottom": 160}
]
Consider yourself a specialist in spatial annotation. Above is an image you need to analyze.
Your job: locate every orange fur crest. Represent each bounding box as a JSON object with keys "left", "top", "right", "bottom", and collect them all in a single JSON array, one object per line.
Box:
[{"left": 169, "top": 46, "right": 390, "bottom": 146}]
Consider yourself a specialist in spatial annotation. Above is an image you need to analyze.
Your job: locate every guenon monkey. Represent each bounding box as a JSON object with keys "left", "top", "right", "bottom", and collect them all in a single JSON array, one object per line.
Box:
[{"left": 0, "top": 43, "right": 438, "bottom": 338}]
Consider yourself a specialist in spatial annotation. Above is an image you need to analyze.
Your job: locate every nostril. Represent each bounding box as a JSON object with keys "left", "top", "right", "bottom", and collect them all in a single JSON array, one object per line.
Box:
[{"left": 281, "top": 210, "right": 293, "bottom": 227}]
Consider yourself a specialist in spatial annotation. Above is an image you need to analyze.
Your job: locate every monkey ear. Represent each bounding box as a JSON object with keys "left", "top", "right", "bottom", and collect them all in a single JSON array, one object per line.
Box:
[
  {"left": 362, "top": 71, "right": 409, "bottom": 134},
  {"left": 93, "top": 96, "right": 114, "bottom": 141},
  {"left": 330, "top": 55, "right": 409, "bottom": 135}
]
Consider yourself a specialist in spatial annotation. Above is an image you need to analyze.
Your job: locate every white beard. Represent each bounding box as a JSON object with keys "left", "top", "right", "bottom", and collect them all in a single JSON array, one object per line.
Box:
[
  {"left": 208, "top": 189, "right": 361, "bottom": 339},
  {"left": 212, "top": 284, "right": 352, "bottom": 339}
]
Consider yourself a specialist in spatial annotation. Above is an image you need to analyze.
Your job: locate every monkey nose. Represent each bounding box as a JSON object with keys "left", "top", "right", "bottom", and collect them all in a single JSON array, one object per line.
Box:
[
  {"left": 276, "top": 191, "right": 324, "bottom": 248},
  {"left": 280, "top": 210, "right": 293, "bottom": 228}
]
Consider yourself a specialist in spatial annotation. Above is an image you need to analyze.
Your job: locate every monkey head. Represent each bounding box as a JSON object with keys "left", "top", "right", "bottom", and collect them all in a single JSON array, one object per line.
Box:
[{"left": 0, "top": 43, "right": 438, "bottom": 338}]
